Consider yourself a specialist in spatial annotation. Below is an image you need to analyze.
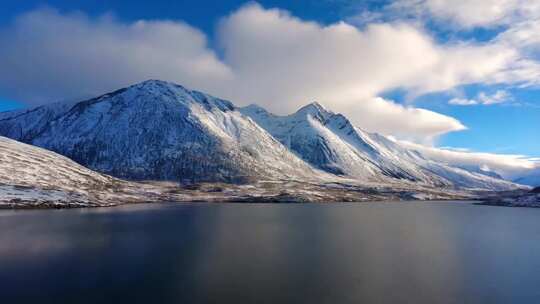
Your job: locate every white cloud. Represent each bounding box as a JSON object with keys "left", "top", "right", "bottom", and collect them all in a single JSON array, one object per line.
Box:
[
  {"left": 478, "top": 90, "right": 510, "bottom": 105},
  {"left": 341, "top": 97, "right": 466, "bottom": 142},
  {"left": 0, "top": 3, "right": 536, "bottom": 141},
  {"left": 383, "top": 1, "right": 540, "bottom": 87},
  {"left": 215, "top": 3, "right": 536, "bottom": 138},
  {"left": 391, "top": 0, "right": 539, "bottom": 28},
  {"left": 217, "top": 4, "right": 524, "bottom": 104},
  {"left": 348, "top": 0, "right": 540, "bottom": 88},
  {"left": 498, "top": 19, "right": 540, "bottom": 51},
  {"left": 399, "top": 140, "right": 539, "bottom": 179},
  {"left": 449, "top": 98, "right": 478, "bottom": 106},
  {"left": 449, "top": 90, "right": 511, "bottom": 106},
  {"left": 0, "top": 8, "right": 233, "bottom": 105}
]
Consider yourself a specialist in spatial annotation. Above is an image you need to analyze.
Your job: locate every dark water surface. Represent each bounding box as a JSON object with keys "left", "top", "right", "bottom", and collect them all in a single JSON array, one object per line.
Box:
[{"left": 1, "top": 201, "right": 540, "bottom": 304}]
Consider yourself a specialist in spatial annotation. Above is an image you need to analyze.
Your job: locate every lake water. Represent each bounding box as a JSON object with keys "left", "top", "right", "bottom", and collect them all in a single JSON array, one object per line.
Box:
[{"left": 1, "top": 201, "right": 539, "bottom": 304}]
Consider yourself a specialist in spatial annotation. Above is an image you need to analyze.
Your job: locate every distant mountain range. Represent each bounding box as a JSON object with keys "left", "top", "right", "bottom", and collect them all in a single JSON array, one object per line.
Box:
[{"left": 0, "top": 80, "right": 521, "bottom": 192}]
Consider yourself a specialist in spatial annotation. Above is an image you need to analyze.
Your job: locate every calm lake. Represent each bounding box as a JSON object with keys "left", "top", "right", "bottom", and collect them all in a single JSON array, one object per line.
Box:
[{"left": 1, "top": 201, "right": 539, "bottom": 304}]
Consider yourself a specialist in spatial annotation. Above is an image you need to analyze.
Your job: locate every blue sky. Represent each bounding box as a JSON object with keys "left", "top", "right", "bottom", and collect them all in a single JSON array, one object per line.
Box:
[
  {"left": 0, "top": 0, "right": 538, "bottom": 164},
  {"left": 407, "top": 85, "right": 540, "bottom": 156},
  {"left": 0, "top": 0, "right": 363, "bottom": 32}
]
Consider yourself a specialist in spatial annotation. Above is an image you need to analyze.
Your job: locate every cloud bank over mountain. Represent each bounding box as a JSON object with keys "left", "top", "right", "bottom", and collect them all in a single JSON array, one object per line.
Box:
[
  {"left": 398, "top": 140, "right": 538, "bottom": 180},
  {"left": 1, "top": 3, "right": 529, "bottom": 141}
]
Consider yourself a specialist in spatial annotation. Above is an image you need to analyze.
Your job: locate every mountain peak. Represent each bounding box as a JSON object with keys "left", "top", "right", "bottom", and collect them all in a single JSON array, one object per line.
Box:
[
  {"left": 129, "top": 79, "right": 186, "bottom": 92},
  {"left": 240, "top": 104, "right": 271, "bottom": 116},
  {"left": 298, "top": 101, "right": 326, "bottom": 112},
  {"left": 135, "top": 79, "right": 172, "bottom": 86},
  {"left": 294, "top": 102, "right": 332, "bottom": 120},
  {"left": 92, "top": 79, "right": 235, "bottom": 111}
]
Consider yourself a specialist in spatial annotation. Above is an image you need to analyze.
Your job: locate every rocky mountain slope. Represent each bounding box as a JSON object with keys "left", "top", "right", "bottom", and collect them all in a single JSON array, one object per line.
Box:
[
  {"left": 240, "top": 103, "right": 518, "bottom": 190},
  {"left": 0, "top": 80, "right": 519, "bottom": 192}
]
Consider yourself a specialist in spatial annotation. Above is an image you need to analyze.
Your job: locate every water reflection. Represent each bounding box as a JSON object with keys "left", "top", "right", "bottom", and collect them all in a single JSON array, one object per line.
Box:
[{"left": 0, "top": 202, "right": 539, "bottom": 304}]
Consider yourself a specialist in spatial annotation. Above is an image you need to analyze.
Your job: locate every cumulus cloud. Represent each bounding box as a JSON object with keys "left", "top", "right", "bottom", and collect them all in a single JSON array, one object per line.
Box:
[
  {"left": 449, "top": 90, "right": 511, "bottom": 106},
  {"left": 384, "top": 1, "right": 540, "bottom": 86},
  {"left": 217, "top": 4, "right": 525, "bottom": 106},
  {"left": 0, "top": 8, "right": 233, "bottom": 104},
  {"left": 399, "top": 140, "right": 539, "bottom": 179},
  {"left": 0, "top": 3, "right": 536, "bottom": 141},
  {"left": 348, "top": 0, "right": 540, "bottom": 86},
  {"left": 341, "top": 97, "right": 466, "bottom": 142}
]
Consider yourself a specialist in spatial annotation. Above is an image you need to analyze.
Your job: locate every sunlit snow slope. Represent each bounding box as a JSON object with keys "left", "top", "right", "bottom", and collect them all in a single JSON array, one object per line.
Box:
[{"left": 240, "top": 102, "right": 519, "bottom": 190}]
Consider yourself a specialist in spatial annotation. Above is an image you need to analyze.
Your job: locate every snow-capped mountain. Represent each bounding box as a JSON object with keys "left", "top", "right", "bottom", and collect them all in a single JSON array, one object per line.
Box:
[
  {"left": 0, "top": 80, "right": 519, "bottom": 191},
  {"left": 0, "top": 80, "right": 321, "bottom": 184},
  {"left": 240, "top": 102, "right": 518, "bottom": 190},
  {"left": 241, "top": 103, "right": 421, "bottom": 181}
]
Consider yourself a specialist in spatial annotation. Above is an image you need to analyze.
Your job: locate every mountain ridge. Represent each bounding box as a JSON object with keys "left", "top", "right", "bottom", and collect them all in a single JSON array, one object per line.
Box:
[
  {"left": 0, "top": 79, "right": 521, "bottom": 191},
  {"left": 0, "top": 80, "right": 325, "bottom": 184},
  {"left": 239, "top": 100, "right": 518, "bottom": 190}
]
